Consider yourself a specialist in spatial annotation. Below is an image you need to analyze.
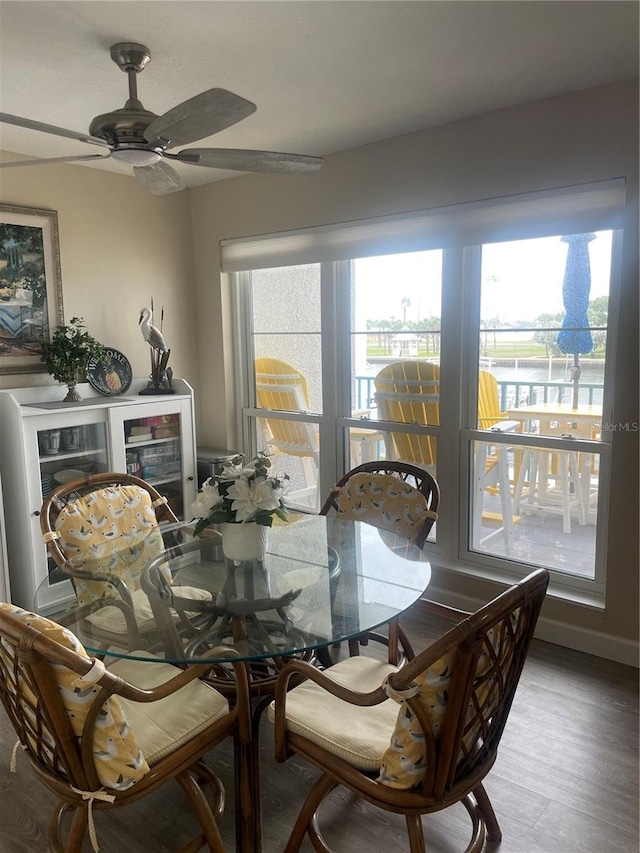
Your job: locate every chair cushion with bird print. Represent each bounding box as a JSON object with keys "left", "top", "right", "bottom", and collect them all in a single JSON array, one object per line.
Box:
[
  {"left": 53, "top": 484, "right": 165, "bottom": 604},
  {"left": 333, "top": 472, "right": 432, "bottom": 543},
  {"left": 0, "top": 602, "right": 149, "bottom": 790},
  {"left": 379, "top": 611, "right": 525, "bottom": 790},
  {"left": 55, "top": 485, "right": 211, "bottom": 633},
  {"left": 377, "top": 649, "right": 455, "bottom": 789},
  {"left": 51, "top": 484, "right": 212, "bottom": 633}
]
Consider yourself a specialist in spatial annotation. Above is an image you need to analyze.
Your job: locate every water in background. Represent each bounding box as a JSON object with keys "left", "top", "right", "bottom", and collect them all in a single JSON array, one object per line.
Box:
[
  {"left": 484, "top": 359, "right": 604, "bottom": 405},
  {"left": 361, "top": 357, "right": 605, "bottom": 407}
]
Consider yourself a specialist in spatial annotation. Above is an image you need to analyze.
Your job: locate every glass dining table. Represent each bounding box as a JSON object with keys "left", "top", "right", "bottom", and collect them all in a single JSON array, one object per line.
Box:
[{"left": 34, "top": 513, "right": 432, "bottom": 852}]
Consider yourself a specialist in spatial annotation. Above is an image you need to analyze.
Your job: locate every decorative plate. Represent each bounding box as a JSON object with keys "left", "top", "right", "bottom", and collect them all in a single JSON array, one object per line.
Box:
[
  {"left": 87, "top": 347, "right": 132, "bottom": 396},
  {"left": 54, "top": 469, "right": 86, "bottom": 485}
]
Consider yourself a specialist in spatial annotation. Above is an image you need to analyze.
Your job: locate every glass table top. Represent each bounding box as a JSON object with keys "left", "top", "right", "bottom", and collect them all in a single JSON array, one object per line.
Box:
[{"left": 35, "top": 514, "right": 431, "bottom": 665}]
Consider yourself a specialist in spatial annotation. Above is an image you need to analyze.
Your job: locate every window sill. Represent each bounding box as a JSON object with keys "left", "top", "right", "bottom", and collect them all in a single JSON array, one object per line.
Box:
[{"left": 423, "top": 551, "right": 605, "bottom": 611}]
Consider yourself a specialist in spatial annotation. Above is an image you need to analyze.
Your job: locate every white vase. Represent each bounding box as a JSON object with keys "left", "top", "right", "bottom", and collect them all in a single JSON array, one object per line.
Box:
[{"left": 221, "top": 522, "right": 269, "bottom": 562}]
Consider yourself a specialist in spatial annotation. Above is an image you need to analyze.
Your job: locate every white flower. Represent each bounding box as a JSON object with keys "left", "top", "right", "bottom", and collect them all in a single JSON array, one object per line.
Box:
[
  {"left": 219, "top": 458, "right": 258, "bottom": 481},
  {"left": 191, "top": 452, "right": 289, "bottom": 534},
  {"left": 227, "top": 477, "right": 282, "bottom": 523},
  {"left": 190, "top": 480, "right": 223, "bottom": 518}
]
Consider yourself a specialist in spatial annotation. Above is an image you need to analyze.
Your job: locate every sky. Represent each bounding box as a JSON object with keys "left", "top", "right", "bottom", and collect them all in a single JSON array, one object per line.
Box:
[{"left": 354, "top": 231, "right": 612, "bottom": 326}]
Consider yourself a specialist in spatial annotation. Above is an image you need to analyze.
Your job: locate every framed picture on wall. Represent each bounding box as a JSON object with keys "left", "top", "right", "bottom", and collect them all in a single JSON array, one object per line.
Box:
[{"left": 0, "top": 203, "right": 64, "bottom": 375}]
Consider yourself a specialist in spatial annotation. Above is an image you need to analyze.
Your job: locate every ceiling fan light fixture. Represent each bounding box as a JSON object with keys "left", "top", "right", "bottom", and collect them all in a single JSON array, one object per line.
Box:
[{"left": 111, "top": 147, "right": 161, "bottom": 166}]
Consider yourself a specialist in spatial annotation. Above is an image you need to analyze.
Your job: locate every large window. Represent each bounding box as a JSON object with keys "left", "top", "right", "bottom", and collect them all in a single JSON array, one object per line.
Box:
[
  {"left": 228, "top": 182, "right": 623, "bottom": 596},
  {"left": 468, "top": 232, "right": 612, "bottom": 583}
]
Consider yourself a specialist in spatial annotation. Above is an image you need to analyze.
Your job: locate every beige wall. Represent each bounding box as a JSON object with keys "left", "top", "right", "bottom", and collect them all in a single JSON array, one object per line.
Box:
[
  {"left": 0, "top": 161, "right": 199, "bottom": 394},
  {"left": 189, "top": 79, "right": 639, "bottom": 659}
]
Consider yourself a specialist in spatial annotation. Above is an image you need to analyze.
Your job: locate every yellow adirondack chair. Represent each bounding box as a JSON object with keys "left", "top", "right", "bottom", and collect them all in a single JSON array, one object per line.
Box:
[
  {"left": 478, "top": 370, "right": 520, "bottom": 429},
  {"left": 373, "top": 360, "right": 440, "bottom": 470},
  {"left": 374, "top": 362, "right": 518, "bottom": 554},
  {"left": 474, "top": 370, "right": 521, "bottom": 549},
  {"left": 477, "top": 370, "right": 522, "bottom": 488},
  {"left": 254, "top": 357, "right": 320, "bottom": 507}
]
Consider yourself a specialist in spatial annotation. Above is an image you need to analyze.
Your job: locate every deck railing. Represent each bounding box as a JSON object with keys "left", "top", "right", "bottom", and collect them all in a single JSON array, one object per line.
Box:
[{"left": 354, "top": 376, "right": 603, "bottom": 412}]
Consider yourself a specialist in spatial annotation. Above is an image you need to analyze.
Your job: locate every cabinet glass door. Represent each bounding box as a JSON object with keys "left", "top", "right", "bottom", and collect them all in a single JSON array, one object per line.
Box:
[
  {"left": 118, "top": 409, "right": 187, "bottom": 518},
  {"left": 39, "top": 422, "right": 109, "bottom": 503},
  {"left": 36, "top": 417, "right": 109, "bottom": 588}
]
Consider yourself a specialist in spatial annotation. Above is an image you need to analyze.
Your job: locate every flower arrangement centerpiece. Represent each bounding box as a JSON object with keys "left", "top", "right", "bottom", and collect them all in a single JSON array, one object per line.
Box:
[{"left": 191, "top": 453, "right": 290, "bottom": 562}]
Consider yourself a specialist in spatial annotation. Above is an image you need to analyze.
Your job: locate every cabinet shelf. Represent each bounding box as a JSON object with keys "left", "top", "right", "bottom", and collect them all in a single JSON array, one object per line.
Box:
[
  {"left": 126, "top": 436, "right": 180, "bottom": 449},
  {"left": 39, "top": 448, "right": 104, "bottom": 464},
  {"left": 147, "top": 475, "right": 183, "bottom": 487}
]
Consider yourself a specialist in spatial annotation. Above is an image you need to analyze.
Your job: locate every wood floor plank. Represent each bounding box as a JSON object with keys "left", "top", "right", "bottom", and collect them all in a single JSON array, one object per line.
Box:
[
  {"left": 508, "top": 682, "right": 639, "bottom": 756},
  {"left": 492, "top": 736, "right": 640, "bottom": 837},
  {"left": 533, "top": 798, "right": 640, "bottom": 853}
]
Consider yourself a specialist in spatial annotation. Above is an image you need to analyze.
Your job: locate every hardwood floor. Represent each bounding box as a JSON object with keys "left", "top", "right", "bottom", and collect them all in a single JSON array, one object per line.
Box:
[{"left": 0, "top": 603, "right": 637, "bottom": 852}]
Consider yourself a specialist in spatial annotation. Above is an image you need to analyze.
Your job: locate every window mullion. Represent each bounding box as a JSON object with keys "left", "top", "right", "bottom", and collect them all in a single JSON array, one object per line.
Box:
[
  {"left": 318, "top": 261, "right": 345, "bottom": 499},
  {"left": 437, "top": 247, "right": 468, "bottom": 563},
  {"left": 232, "top": 270, "right": 257, "bottom": 457}
]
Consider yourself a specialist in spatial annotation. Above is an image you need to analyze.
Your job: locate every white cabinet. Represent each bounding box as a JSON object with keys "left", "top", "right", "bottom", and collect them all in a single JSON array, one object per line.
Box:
[{"left": 0, "top": 378, "right": 197, "bottom": 609}]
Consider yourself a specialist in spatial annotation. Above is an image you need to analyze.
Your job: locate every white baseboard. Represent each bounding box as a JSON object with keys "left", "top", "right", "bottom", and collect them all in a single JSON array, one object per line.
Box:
[
  {"left": 533, "top": 617, "right": 639, "bottom": 667},
  {"left": 420, "top": 586, "right": 639, "bottom": 668}
]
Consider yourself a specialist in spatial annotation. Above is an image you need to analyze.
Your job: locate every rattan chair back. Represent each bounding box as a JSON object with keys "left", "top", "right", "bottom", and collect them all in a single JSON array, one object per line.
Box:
[
  {"left": 39, "top": 472, "right": 181, "bottom": 651},
  {"left": 320, "top": 460, "right": 439, "bottom": 548},
  {"left": 273, "top": 568, "right": 549, "bottom": 852}
]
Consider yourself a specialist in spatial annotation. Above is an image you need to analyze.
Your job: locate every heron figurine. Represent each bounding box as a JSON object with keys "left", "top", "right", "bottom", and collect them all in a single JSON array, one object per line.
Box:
[{"left": 139, "top": 306, "right": 173, "bottom": 392}]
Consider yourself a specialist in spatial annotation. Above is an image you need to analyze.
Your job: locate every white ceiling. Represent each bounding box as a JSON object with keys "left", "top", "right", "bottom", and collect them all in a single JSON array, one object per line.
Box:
[{"left": 0, "top": 1, "right": 638, "bottom": 188}]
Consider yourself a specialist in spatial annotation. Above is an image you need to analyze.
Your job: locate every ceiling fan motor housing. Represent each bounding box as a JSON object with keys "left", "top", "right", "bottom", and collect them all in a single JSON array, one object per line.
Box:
[{"left": 89, "top": 103, "right": 159, "bottom": 148}]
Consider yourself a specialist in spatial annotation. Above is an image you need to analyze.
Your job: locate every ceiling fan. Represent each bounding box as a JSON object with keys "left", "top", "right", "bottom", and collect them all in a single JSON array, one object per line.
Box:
[{"left": 0, "top": 42, "right": 323, "bottom": 194}]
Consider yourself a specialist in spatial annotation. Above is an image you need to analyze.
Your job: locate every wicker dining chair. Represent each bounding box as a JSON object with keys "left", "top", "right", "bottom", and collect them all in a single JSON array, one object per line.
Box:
[
  {"left": 0, "top": 601, "right": 251, "bottom": 853},
  {"left": 319, "top": 461, "right": 439, "bottom": 666},
  {"left": 270, "top": 568, "right": 549, "bottom": 853},
  {"left": 40, "top": 472, "right": 212, "bottom": 653},
  {"left": 320, "top": 460, "right": 439, "bottom": 549}
]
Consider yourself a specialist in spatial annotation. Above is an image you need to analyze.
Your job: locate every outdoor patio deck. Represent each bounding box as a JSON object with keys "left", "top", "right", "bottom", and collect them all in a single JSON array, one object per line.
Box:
[{"left": 477, "top": 493, "right": 597, "bottom": 578}]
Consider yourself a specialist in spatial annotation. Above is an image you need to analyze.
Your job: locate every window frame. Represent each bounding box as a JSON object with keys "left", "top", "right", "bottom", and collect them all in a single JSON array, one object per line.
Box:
[{"left": 229, "top": 189, "right": 624, "bottom": 604}]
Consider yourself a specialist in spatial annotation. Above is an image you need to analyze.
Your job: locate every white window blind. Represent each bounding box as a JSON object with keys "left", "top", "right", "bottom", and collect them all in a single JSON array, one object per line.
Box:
[{"left": 220, "top": 179, "right": 626, "bottom": 272}]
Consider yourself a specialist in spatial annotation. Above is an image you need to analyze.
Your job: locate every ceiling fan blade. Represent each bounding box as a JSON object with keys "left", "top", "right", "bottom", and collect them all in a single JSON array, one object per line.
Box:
[
  {"left": 143, "top": 89, "right": 256, "bottom": 149},
  {"left": 132, "top": 160, "right": 186, "bottom": 195},
  {"left": 169, "top": 148, "right": 324, "bottom": 174},
  {"left": 0, "top": 112, "right": 109, "bottom": 147},
  {"left": 0, "top": 153, "right": 111, "bottom": 169}
]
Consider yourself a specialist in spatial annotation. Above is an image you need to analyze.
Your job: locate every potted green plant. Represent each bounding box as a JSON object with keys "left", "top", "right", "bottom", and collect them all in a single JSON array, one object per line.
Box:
[{"left": 40, "top": 317, "right": 104, "bottom": 402}]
